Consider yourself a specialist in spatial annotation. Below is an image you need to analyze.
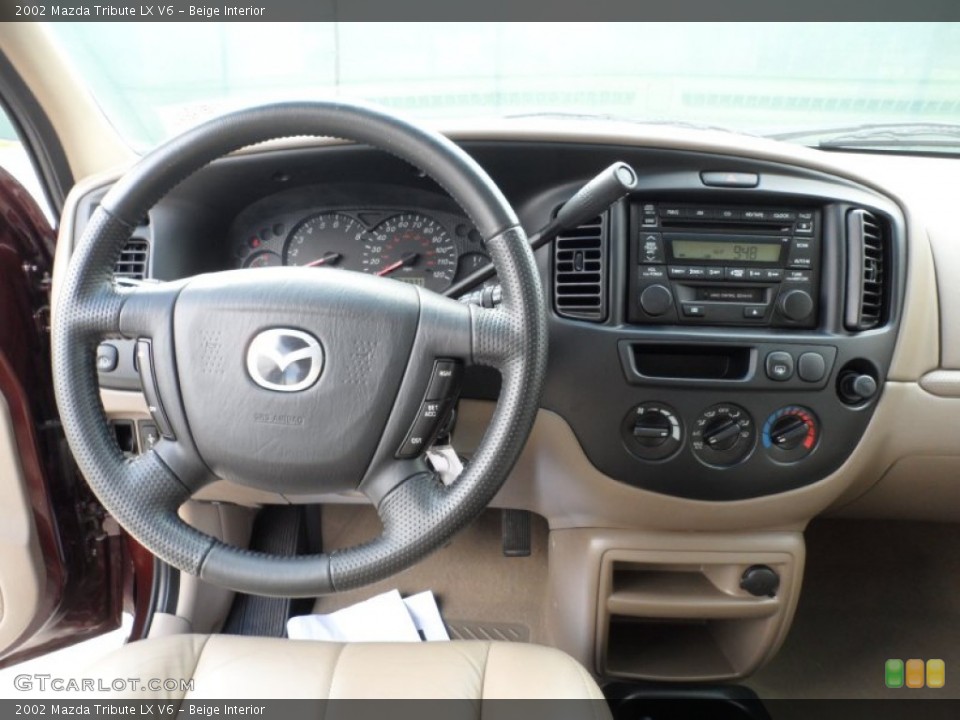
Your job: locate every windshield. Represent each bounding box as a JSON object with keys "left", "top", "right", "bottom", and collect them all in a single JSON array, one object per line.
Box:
[{"left": 48, "top": 22, "right": 960, "bottom": 153}]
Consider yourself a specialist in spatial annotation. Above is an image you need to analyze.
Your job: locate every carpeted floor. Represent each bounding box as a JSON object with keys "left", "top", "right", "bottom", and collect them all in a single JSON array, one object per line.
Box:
[
  {"left": 312, "top": 505, "right": 551, "bottom": 643},
  {"left": 748, "top": 519, "right": 960, "bottom": 700}
]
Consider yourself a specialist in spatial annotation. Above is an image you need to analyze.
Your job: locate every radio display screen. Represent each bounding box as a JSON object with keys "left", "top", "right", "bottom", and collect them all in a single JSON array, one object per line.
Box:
[{"left": 672, "top": 239, "right": 781, "bottom": 263}]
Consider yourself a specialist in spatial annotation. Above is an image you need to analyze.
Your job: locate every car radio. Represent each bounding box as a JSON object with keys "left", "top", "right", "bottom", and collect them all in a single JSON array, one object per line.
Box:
[{"left": 627, "top": 202, "right": 820, "bottom": 328}]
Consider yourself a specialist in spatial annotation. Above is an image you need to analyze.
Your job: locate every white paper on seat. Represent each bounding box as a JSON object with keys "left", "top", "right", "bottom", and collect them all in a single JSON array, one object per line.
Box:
[{"left": 286, "top": 589, "right": 449, "bottom": 642}]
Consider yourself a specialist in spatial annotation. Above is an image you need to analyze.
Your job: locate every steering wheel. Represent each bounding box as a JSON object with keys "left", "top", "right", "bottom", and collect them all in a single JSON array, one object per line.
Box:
[{"left": 52, "top": 101, "right": 547, "bottom": 597}]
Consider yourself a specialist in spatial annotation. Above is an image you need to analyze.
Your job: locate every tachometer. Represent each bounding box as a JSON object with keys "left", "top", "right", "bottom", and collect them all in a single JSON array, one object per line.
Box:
[
  {"left": 361, "top": 213, "right": 458, "bottom": 292},
  {"left": 283, "top": 212, "right": 367, "bottom": 268}
]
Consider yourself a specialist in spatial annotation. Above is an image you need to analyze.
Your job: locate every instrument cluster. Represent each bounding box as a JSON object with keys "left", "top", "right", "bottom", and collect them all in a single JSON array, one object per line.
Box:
[{"left": 232, "top": 206, "right": 490, "bottom": 294}]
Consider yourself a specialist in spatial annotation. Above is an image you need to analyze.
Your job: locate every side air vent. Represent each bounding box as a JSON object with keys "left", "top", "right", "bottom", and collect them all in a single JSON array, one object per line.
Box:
[
  {"left": 554, "top": 215, "right": 607, "bottom": 322},
  {"left": 114, "top": 237, "right": 149, "bottom": 281},
  {"left": 845, "top": 209, "right": 886, "bottom": 330}
]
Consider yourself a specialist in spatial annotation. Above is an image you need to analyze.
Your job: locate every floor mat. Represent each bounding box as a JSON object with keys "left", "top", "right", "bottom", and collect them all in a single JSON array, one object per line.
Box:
[
  {"left": 312, "top": 505, "right": 550, "bottom": 644},
  {"left": 748, "top": 519, "right": 960, "bottom": 700}
]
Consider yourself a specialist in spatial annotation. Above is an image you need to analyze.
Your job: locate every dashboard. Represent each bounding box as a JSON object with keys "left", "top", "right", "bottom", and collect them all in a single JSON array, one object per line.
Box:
[{"left": 59, "top": 125, "right": 958, "bottom": 530}]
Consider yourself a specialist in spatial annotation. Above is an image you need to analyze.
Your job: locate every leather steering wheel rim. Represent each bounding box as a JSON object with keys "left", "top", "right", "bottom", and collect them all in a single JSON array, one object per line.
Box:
[{"left": 52, "top": 100, "right": 547, "bottom": 597}]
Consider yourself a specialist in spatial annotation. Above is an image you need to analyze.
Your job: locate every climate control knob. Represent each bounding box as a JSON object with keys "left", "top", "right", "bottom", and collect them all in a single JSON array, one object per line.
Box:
[
  {"left": 691, "top": 404, "right": 755, "bottom": 467},
  {"left": 621, "top": 402, "right": 683, "bottom": 461},
  {"left": 763, "top": 406, "right": 819, "bottom": 462},
  {"left": 778, "top": 289, "right": 814, "bottom": 322},
  {"left": 639, "top": 284, "right": 674, "bottom": 317}
]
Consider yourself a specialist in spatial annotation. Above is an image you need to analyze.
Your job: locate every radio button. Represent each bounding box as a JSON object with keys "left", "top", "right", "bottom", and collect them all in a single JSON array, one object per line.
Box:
[
  {"left": 796, "top": 220, "right": 814, "bottom": 234},
  {"left": 668, "top": 266, "right": 690, "bottom": 278},
  {"left": 743, "top": 306, "right": 766, "bottom": 319},
  {"left": 717, "top": 209, "right": 741, "bottom": 220},
  {"left": 789, "top": 255, "right": 814, "bottom": 269},
  {"left": 771, "top": 211, "right": 798, "bottom": 221},
  {"left": 640, "top": 285, "right": 674, "bottom": 316},
  {"left": 659, "top": 207, "right": 683, "bottom": 218},
  {"left": 706, "top": 267, "right": 725, "bottom": 279},
  {"left": 685, "top": 208, "right": 715, "bottom": 220},
  {"left": 725, "top": 267, "right": 748, "bottom": 281},
  {"left": 682, "top": 304, "right": 706, "bottom": 317},
  {"left": 763, "top": 268, "right": 785, "bottom": 281},
  {"left": 638, "top": 232, "right": 665, "bottom": 264},
  {"left": 784, "top": 270, "right": 812, "bottom": 283},
  {"left": 640, "top": 265, "right": 667, "bottom": 280},
  {"left": 686, "top": 266, "right": 708, "bottom": 278},
  {"left": 798, "top": 211, "right": 814, "bottom": 221},
  {"left": 742, "top": 210, "right": 767, "bottom": 221},
  {"left": 746, "top": 268, "right": 765, "bottom": 281}
]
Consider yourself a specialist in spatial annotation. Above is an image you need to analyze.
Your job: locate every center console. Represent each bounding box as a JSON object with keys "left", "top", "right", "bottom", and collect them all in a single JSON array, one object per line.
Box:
[{"left": 541, "top": 155, "right": 905, "bottom": 502}]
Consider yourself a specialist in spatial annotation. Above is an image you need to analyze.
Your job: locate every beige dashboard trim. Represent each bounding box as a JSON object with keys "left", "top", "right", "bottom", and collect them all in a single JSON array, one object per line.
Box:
[
  {"left": 0, "top": 24, "right": 135, "bottom": 180},
  {"left": 919, "top": 370, "right": 960, "bottom": 398}
]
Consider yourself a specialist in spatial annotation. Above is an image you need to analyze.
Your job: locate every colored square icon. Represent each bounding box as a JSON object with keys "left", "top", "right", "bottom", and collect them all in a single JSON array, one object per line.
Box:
[
  {"left": 927, "top": 659, "right": 946, "bottom": 688},
  {"left": 885, "top": 659, "right": 904, "bottom": 688},
  {"left": 906, "top": 659, "right": 925, "bottom": 688}
]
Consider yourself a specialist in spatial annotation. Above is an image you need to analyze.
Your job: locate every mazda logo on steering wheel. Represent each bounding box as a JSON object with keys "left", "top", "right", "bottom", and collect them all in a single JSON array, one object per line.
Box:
[{"left": 246, "top": 328, "right": 324, "bottom": 392}]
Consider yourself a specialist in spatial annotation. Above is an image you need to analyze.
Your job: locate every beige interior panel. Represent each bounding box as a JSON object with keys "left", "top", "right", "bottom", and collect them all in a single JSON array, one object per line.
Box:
[
  {"left": 0, "top": 24, "right": 134, "bottom": 180},
  {"left": 174, "top": 502, "right": 255, "bottom": 634},
  {"left": 544, "top": 529, "right": 804, "bottom": 681},
  {"left": 0, "top": 393, "right": 44, "bottom": 654}
]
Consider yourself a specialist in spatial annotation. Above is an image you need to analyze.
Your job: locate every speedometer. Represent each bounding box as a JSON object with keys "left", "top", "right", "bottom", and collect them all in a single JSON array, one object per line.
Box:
[
  {"left": 283, "top": 212, "right": 367, "bottom": 268},
  {"left": 361, "top": 213, "right": 458, "bottom": 292}
]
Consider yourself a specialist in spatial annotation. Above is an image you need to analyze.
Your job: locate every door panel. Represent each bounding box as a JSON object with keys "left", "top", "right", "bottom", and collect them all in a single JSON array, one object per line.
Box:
[{"left": 0, "top": 163, "right": 124, "bottom": 667}]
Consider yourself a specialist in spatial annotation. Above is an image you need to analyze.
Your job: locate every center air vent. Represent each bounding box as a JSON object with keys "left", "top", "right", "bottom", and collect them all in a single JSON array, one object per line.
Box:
[
  {"left": 844, "top": 209, "right": 886, "bottom": 330},
  {"left": 114, "top": 237, "right": 149, "bottom": 281},
  {"left": 553, "top": 215, "right": 607, "bottom": 322}
]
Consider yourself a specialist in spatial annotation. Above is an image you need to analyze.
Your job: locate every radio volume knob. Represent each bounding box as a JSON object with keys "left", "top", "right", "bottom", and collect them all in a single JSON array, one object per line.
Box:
[
  {"left": 640, "top": 284, "right": 674, "bottom": 317},
  {"left": 778, "top": 289, "right": 814, "bottom": 322}
]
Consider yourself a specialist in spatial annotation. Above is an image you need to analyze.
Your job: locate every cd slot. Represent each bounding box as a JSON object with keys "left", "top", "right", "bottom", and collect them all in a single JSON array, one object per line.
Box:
[{"left": 695, "top": 287, "right": 764, "bottom": 303}]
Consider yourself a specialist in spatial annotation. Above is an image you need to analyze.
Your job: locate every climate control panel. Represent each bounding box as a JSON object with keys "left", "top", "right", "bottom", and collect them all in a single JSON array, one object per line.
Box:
[{"left": 618, "top": 400, "right": 824, "bottom": 476}]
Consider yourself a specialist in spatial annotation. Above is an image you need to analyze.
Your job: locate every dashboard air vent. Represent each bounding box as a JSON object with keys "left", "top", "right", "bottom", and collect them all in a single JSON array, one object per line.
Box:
[
  {"left": 114, "top": 237, "right": 149, "bottom": 281},
  {"left": 553, "top": 215, "right": 607, "bottom": 322},
  {"left": 845, "top": 209, "right": 885, "bottom": 330}
]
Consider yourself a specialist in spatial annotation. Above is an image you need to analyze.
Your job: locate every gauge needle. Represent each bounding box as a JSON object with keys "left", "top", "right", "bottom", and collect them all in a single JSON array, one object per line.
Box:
[
  {"left": 377, "top": 252, "right": 419, "bottom": 277},
  {"left": 305, "top": 252, "right": 342, "bottom": 267}
]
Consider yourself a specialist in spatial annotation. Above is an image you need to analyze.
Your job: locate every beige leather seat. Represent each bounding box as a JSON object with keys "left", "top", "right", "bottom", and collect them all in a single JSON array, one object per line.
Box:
[{"left": 83, "top": 635, "right": 609, "bottom": 707}]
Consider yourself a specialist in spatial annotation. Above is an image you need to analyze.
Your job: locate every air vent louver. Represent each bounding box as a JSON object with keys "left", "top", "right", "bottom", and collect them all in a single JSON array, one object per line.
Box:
[
  {"left": 114, "top": 237, "right": 149, "bottom": 281},
  {"left": 553, "top": 215, "right": 607, "bottom": 322},
  {"left": 845, "top": 209, "right": 885, "bottom": 330}
]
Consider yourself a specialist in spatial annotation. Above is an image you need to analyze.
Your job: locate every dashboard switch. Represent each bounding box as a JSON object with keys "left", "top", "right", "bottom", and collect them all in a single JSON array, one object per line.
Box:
[
  {"left": 700, "top": 171, "right": 759, "bottom": 188},
  {"left": 797, "top": 352, "right": 827, "bottom": 382},
  {"left": 765, "top": 351, "right": 795, "bottom": 381},
  {"left": 425, "top": 360, "right": 462, "bottom": 401},
  {"left": 97, "top": 343, "right": 119, "bottom": 372}
]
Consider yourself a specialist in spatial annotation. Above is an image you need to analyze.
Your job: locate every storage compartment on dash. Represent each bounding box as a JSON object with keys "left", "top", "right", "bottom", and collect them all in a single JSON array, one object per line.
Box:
[
  {"left": 629, "top": 344, "right": 752, "bottom": 381},
  {"left": 596, "top": 551, "right": 797, "bottom": 682}
]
